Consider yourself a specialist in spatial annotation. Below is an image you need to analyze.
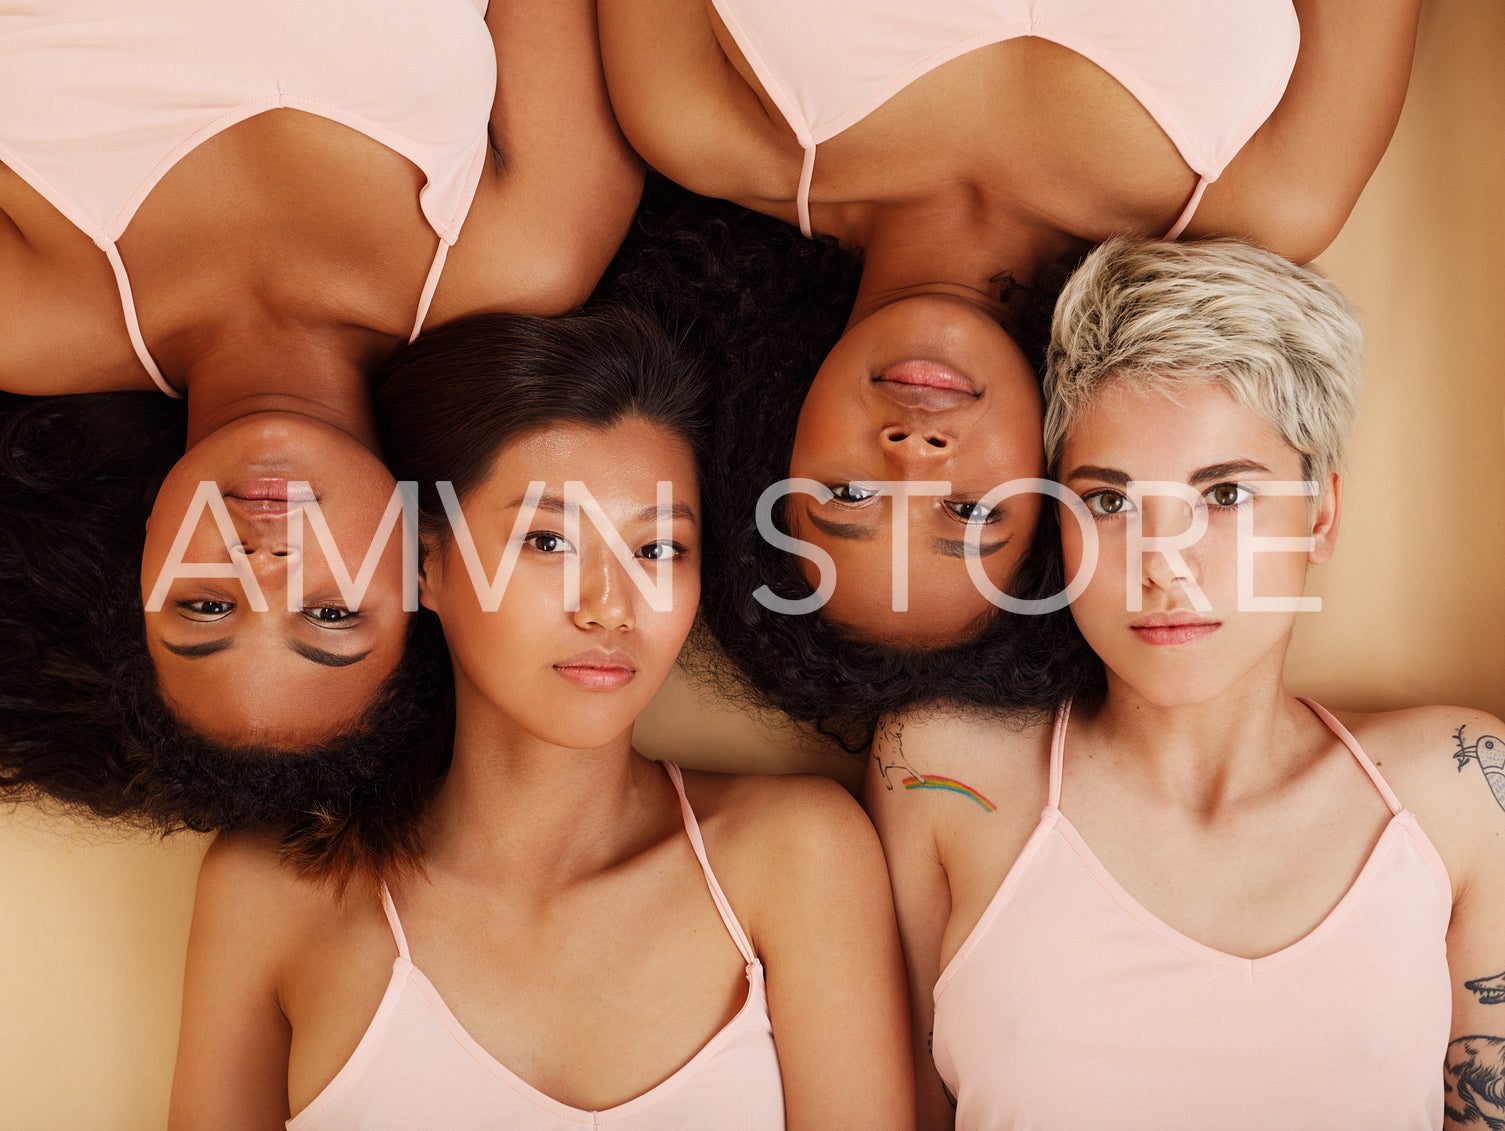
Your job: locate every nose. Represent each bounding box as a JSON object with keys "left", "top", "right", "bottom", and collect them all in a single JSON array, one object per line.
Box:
[
  {"left": 229, "top": 524, "right": 299, "bottom": 579},
  {"left": 572, "top": 550, "right": 634, "bottom": 632},
  {"left": 1139, "top": 497, "right": 1199, "bottom": 591},
  {"left": 881, "top": 423, "right": 954, "bottom": 473}
]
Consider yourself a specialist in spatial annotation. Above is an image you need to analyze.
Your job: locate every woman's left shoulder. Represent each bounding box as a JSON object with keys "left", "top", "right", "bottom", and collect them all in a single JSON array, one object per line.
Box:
[
  {"left": 679, "top": 767, "right": 876, "bottom": 864},
  {"left": 1327, "top": 704, "right": 1505, "bottom": 867},
  {"left": 1328, "top": 703, "right": 1503, "bottom": 782}
]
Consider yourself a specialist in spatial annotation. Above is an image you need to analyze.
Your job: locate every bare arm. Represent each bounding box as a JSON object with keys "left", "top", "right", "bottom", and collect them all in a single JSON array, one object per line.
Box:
[
  {"left": 749, "top": 775, "right": 914, "bottom": 1130},
  {"left": 168, "top": 836, "right": 294, "bottom": 1131},
  {"left": 864, "top": 721, "right": 958, "bottom": 1131},
  {"left": 1440, "top": 713, "right": 1505, "bottom": 1129},
  {"left": 446, "top": 0, "right": 643, "bottom": 315},
  {"left": 1193, "top": 0, "right": 1422, "bottom": 262}
]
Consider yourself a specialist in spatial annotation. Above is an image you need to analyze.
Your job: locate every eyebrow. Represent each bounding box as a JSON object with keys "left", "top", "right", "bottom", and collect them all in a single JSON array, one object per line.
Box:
[
  {"left": 507, "top": 494, "right": 698, "bottom": 524},
  {"left": 805, "top": 510, "right": 876, "bottom": 541},
  {"left": 1064, "top": 459, "right": 1273, "bottom": 487},
  {"left": 159, "top": 637, "right": 372, "bottom": 668},
  {"left": 932, "top": 535, "right": 1011, "bottom": 560}
]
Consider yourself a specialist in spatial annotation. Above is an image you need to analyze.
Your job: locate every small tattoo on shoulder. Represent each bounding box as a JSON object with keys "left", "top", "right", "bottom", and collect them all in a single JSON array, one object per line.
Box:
[
  {"left": 1453, "top": 725, "right": 1505, "bottom": 812},
  {"left": 874, "top": 720, "right": 996, "bottom": 812},
  {"left": 1467, "top": 970, "right": 1505, "bottom": 1007}
]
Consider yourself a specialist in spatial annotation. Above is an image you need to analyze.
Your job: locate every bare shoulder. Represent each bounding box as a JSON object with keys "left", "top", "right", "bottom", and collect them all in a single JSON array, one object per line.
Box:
[
  {"left": 1330, "top": 704, "right": 1504, "bottom": 792},
  {"left": 867, "top": 702, "right": 1054, "bottom": 819},
  {"left": 679, "top": 767, "right": 874, "bottom": 861},
  {"left": 192, "top": 832, "right": 352, "bottom": 962},
  {"left": 1329, "top": 704, "right": 1505, "bottom": 884}
]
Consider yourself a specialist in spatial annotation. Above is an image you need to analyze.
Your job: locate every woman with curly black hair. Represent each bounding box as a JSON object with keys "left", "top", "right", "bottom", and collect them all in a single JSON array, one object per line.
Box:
[
  {"left": 599, "top": 0, "right": 1420, "bottom": 650},
  {"left": 0, "top": 390, "right": 451, "bottom": 853},
  {"left": 1, "top": 0, "right": 638, "bottom": 754},
  {"left": 598, "top": 177, "right": 1099, "bottom": 750}
]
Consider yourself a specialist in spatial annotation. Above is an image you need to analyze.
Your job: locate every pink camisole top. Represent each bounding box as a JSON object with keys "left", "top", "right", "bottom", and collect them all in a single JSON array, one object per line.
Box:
[
  {"left": 287, "top": 762, "right": 786, "bottom": 1130},
  {"left": 932, "top": 699, "right": 1454, "bottom": 1130},
  {"left": 711, "top": 0, "right": 1300, "bottom": 240},
  {"left": 0, "top": 0, "right": 496, "bottom": 397}
]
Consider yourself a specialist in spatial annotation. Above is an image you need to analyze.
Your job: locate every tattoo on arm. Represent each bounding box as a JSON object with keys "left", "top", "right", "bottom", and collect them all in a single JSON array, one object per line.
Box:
[
  {"left": 1468, "top": 972, "right": 1505, "bottom": 1007},
  {"left": 1453, "top": 726, "right": 1505, "bottom": 812},
  {"left": 1445, "top": 1036, "right": 1505, "bottom": 1128},
  {"left": 873, "top": 720, "right": 997, "bottom": 812}
]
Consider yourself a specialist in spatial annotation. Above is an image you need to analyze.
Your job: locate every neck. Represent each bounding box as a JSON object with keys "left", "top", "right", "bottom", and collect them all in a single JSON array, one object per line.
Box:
[
  {"left": 179, "top": 326, "right": 382, "bottom": 450},
  {"left": 850, "top": 198, "right": 1089, "bottom": 326},
  {"left": 1081, "top": 649, "right": 1314, "bottom": 811},
  {"left": 421, "top": 683, "right": 667, "bottom": 888}
]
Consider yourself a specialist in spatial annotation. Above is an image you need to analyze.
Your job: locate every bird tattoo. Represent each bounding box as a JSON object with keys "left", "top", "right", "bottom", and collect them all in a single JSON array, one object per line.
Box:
[{"left": 1454, "top": 725, "right": 1505, "bottom": 812}]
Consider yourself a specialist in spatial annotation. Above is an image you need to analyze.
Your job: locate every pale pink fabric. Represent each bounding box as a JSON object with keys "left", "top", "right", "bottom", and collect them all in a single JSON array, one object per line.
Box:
[
  {"left": 932, "top": 699, "right": 1453, "bottom": 1130},
  {"left": 0, "top": 0, "right": 496, "bottom": 396},
  {"left": 711, "top": 0, "right": 1299, "bottom": 238},
  {"left": 287, "top": 762, "right": 785, "bottom": 1130}
]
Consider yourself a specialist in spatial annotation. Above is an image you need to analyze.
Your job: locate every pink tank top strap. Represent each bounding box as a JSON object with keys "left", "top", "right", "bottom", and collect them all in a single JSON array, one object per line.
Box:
[
  {"left": 101, "top": 243, "right": 182, "bottom": 398},
  {"left": 795, "top": 146, "right": 816, "bottom": 238},
  {"left": 1047, "top": 701, "right": 1072, "bottom": 808},
  {"left": 1296, "top": 697, "right": 1405, "bottom": 816},
  {"left": 661, "top": 761, "right": 758, "bottom": 966},
  {"left": 408, "top": 242, "right": 451, "bottom": 343},
  {"left": 1163, "top": 175, "right": 1211, "bottom": 241},
  {"left": 377, "top": 882, "right": 414, "bottom": 962}
]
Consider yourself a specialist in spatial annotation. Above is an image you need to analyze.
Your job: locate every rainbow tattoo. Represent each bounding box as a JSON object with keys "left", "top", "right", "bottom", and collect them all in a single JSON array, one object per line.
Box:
[{"left": 900, "top": 775, "right": 996, "bottom": 812}]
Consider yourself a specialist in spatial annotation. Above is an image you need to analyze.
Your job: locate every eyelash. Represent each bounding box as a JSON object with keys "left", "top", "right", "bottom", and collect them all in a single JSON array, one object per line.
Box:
[
  {"left": 828, "top": 486, "right": 996, "bottom": 524},
  {"left": 946, "top": 499, "right": 996, "bottom": 524},
  {"left": 174, "top": 599, "right": 360, "bottom": 625},
  {"left": 828, "top": 483, "right": 878, "bottom": 504},
  {"left": 1080, "top": 482, "right": 1256, "bottom": 519},
  {"left": 523, "top": 531, "right": 689, "bottom": 561}
]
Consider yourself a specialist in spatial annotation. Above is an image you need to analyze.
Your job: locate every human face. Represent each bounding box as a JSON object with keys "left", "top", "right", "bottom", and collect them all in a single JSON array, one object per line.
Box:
[
  {"left": 141, "top": 413, "right": 411, "bottom": 744},
  {"left": 788, "top": 294, "right": 1045, "bottom": 645},
  {"left": 420, "top": 419, "right": 700, "bottom": 751},
  {"left": 1058, "top": 382, "right": 1340, "bottom": 708}
]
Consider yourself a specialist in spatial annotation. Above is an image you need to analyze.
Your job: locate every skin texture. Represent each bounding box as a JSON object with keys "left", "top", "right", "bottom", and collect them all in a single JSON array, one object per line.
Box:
[
  {"left": 864, "top": 382, "right": 1505, "bottom": 1128},
  {"left": 170, "top": 421, "right": 914, "bottom": 1129},
  {"left": 599, "top": 0, "right": 1421, "bottom": 645},
  {"left": 1, "top": 0, "right": 643, "bottom": 741},
  {"left": 141, "top": 413, "right": 409, "bottom": 744},
  {"left": 787, "top": 294, "right": 1045, "bottom": 644}
]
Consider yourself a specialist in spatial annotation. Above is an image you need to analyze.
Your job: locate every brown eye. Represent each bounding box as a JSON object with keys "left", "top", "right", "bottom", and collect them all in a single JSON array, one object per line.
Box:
[
  {"left": 1085, "top": 490, "right": 1127, "bottom": 516},
  {"left": 1206, "top": 483, "right": 1250, "bottom": 507}
]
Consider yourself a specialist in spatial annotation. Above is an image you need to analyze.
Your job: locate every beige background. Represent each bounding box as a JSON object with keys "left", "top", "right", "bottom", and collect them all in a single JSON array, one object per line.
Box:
[{"left": 2, "top": 3, "right": 1500, "bottom": 1125}]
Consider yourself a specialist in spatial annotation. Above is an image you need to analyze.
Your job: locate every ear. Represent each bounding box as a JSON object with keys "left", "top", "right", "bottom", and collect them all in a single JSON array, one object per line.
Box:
[
  {"left": 1307, "top": 471, "right": 1342, "bottom": 565},
  {"left": 417, "top": 533, "right": 445, "bottom": 615}
]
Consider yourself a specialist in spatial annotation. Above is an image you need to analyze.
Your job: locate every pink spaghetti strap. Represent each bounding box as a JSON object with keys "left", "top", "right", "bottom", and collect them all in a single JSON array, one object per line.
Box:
[
  {"left": 661, "top": 762, "right": 759, "bottom": 966},
  {"left": 795, "top": 145, "right": 816, "bottom": 238},
  {"left": 1048, "top": 702, "right": 1071, "bottom": 808},
  {"left": 408, "top": 241, "right": 450, "bottom": 343},
  {"left": 102, "top": 242, "right": 182, "bottom": 398},
  {"left": 378, "top": 882, "right": 413, "bottom": 961},
  {"left": 1296, "top": 698, "right": 1405, "bottom": 816},
  {"left": 1163, "top": 174, "right": 1210, "bottom": 240}
]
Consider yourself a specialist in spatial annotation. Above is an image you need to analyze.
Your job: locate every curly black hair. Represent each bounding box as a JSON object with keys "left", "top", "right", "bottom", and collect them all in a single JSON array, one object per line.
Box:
[
  {"left": 596, "top": 177, "right": 1102, "bottom": 750},
  {"left": 0, "top": 390, "right": 453, "bottom": 881}
]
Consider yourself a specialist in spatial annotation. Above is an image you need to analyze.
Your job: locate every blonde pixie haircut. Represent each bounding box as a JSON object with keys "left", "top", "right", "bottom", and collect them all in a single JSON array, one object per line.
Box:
[{"left": 1044, "top": 238, "right": 1364, "bottom": 484}]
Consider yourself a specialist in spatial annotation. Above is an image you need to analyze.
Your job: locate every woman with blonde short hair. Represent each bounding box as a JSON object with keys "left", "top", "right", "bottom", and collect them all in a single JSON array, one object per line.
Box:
[{"left": 869, "top": 238, "right": 1505, "bottom": 1129}]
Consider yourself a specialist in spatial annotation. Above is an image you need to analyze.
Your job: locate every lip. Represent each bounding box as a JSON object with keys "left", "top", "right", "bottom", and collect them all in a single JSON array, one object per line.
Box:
[
  {"left": 873, "top": 361, "right": 979, "bottom": 411},
  {"left": 225, "top": 479, "right": 318, "bottom": 518},
  {"left": 553, "top": 649, "right": 636, "bottom": 690},
  {"left": 1130, "top": 617, "right": 1221, "bottom": 647}
]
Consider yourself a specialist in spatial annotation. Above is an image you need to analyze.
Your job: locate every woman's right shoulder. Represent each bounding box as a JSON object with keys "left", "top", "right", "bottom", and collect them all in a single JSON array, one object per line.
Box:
[
  {"left": 868, "top": 703, "right": 1057, "bottom": 813},
  {"left": 193, "top": 833, "right": 351, "bottom": 955}
]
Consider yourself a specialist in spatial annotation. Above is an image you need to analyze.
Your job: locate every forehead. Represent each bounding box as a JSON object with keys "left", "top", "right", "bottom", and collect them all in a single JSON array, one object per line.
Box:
[
  {"left": 485, "top": 420, "right": 699, "bottom": 499},
  {"left": 1062, "top": 380, "right": 1294, "bottom": 469}
]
